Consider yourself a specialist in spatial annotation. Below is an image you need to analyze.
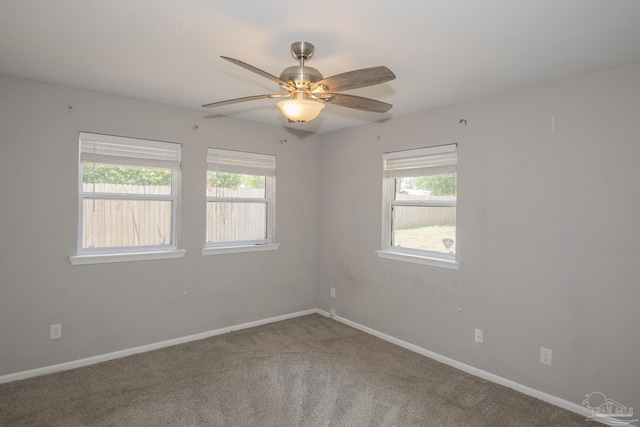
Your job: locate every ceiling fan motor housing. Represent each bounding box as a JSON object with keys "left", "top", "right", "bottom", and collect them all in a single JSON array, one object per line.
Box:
[{"left": 279, "top": 65, "right": 323, "bottom": 90}]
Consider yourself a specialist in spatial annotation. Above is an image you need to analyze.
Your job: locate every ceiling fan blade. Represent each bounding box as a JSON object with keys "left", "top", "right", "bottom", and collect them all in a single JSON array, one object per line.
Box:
[
  {"left": 221, "top": 56, "right": 292, "bottom": 89},
  {"left": 202, "top": 94, "right": 283, "bottom": 108},
  {"left": 320, "top": 93, "right": 392, "bottom": 113},
  {"left": 312, "top": 66, "right": 395, "bottom": 92}
]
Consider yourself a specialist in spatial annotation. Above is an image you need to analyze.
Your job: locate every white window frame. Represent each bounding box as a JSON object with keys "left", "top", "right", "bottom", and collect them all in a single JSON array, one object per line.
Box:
[
  {"left": 202, "top": 148, "right": 277, "bottom": 255},
  {"left": 376, "top": 144, "right": 458, "bottom": 269},
  {"left": 70, "top": 132, "right": 184, "bottom": 265}
]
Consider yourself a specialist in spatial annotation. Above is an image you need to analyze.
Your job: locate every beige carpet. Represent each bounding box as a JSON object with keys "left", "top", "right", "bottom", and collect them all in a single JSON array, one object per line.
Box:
[{"left": 0, "top": 314, "right": 595, "bottom": 426}]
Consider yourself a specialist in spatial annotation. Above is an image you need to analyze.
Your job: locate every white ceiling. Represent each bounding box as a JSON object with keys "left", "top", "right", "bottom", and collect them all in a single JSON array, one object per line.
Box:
[{"left": 1, "top": 0, "right": 639, "bottom": 134}]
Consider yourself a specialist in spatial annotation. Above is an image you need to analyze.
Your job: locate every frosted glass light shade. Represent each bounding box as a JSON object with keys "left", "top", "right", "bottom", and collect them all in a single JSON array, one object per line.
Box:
[{"left": 277, "top": 99, "right": 325, "bottom": 122}]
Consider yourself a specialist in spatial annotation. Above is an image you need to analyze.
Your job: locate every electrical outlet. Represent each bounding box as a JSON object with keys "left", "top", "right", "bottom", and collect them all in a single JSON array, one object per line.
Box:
[
  {"left": 330, "top": 309, "right": 336, "bottom": 318},
  {"left": 50, "top": 324, "right": 62, "bottom": 340},
  {"left": 540, "top": 347, "right": 552, "bottom": 366},
  {"left": 330, "top": 287, "right": 336, "bottom": 298},
  {"left": 475, "top": 328, "right": 483, "bottom": 343}
]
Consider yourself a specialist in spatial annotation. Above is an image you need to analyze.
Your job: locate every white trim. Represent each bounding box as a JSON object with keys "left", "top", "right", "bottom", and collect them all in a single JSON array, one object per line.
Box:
[
  {"left": 80, "top": 193, "right": 176, "bottom": 201},
  {"left": 332, "top": 315, "right": 613, "bottom": 425},
  {"left": 201, "top": 243, "right": 279, "bottom": 256},
  {"left": 69, "top": 249, "right": 186, "bottom": 265},
  {"left": 0, "top": 308, "right": 324, "bottom": 384},
  {"left": 207, "top": 197, "right": 268, "bottom": 203},
  {"left": 376, "top": 250, "right": 459, "bottom": 270}
]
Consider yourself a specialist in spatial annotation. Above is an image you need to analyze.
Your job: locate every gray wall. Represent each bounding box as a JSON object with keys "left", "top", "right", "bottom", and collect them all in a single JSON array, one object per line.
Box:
[
  {"left": 0, "top": 75, "right": 320, "bottom": 375},
  {"left": 317, "top": 64, "right": 640, "bottom": 411},
  {"left": 2, "top": 63, "right": 639, "bottom": 412}
]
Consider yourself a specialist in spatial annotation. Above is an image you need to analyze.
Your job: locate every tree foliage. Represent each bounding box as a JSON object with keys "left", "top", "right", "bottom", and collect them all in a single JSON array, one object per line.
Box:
[
  {"left": 83, "top": 168, "right": 266, "bottom": 190},
  {"left": 412, "top": 174, "right": 457, "bottom": 196},
  {"left": 83, "top": 165, "right": 171, "bottom": 186},
  {"left": 207, "top": 172, "right": 265, "bottom": 189}
]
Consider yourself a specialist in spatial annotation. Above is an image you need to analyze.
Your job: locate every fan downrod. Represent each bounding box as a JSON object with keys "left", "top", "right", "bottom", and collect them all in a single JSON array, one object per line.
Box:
[{"left": 280, "top": 41, "right": 323, "bottom": 88}]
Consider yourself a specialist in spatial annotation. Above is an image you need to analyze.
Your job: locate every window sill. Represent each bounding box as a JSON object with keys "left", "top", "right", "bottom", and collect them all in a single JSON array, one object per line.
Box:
[
  {"left": 69, "top": 249, "right": 186, "bottom": 266},
  {"left": 201, "top": 243, "right": 279, "bottom": 256},
  {"left": 375, "top": 250, "right": 459, "bottom": 270}
]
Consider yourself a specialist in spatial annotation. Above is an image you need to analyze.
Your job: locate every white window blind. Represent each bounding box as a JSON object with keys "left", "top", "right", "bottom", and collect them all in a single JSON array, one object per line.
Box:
[
  {"left": 80, "top": 132, "right": 181, "bottom": 170},
  {"left": 207, "top": 148, "right": 276, "bottom": 176},
  {"left": 384, "top": 144, "right": 457, "bottom": 178}
]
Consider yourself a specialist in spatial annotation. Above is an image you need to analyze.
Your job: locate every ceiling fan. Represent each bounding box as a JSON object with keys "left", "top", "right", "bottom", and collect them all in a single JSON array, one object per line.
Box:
[{"left": 202, "top": 41, "right": 396, "bottom": 124}]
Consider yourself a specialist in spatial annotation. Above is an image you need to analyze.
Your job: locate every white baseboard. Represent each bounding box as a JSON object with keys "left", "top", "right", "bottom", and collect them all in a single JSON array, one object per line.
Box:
[
  {"left": 0, "top": 308, "right": 322, "bottom": 384},
  {"left": 333, "top": 315, "right": 636, "bottom": 427}
]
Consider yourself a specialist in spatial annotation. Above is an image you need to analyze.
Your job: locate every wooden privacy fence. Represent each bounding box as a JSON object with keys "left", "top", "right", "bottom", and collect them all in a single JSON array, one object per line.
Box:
[
  {"left": 393, "top": 194, "right": 456, "bottom": 229},
  {"left": 82, "top": 184, "right": 267, "bottom": 248},
  {"left": 82, "top": 183, "right": 172, "bottom": 248},
  {"left": 206, "top": 187, "right": 267, "bottom": 243}
]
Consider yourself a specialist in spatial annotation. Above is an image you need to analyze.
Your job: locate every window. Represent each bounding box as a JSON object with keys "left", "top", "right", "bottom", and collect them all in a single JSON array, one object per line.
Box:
[
  {"left": 378, "top": 144, "right": 458, "bottom": 268},
  {"left": 205, "top": 148, "right": 276, "bottom": 251},
  {"left": 73, "top": 132, "right": 182, "bottom": 263}
]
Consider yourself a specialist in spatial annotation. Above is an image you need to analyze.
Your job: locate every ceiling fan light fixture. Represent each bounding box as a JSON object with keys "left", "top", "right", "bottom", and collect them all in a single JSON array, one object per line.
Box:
[{"left": 277, "top": 98, "right": 325, "bottom": 123}]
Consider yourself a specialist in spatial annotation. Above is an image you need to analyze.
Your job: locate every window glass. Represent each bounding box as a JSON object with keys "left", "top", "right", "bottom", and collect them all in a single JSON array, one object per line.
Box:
[
  {"left": 391, "top": 205, "right": 456, "bottom": 254},
  {"left": 206, "top": 172, "right": 266, "bottom": 197},
  {"left": 395, "top": 175, "right": 457, "bottom": 199},
  {"left": 82, "top": 199, "right": 173, "bottom": 248},
  {"left": 382, "top": 145, "right": 457, "bottom": 264},
  {"left": 206, "top": 202, "right": 267, "bottom": 243},
  {"left": 78, "top": 133, "right": 180, "bottom": 254},
  {"left": 83, "top": 165, "right": 172, "bottom": 195},
  {"left": 206, "top": 149, "right": 275, "bottom": 247}
]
